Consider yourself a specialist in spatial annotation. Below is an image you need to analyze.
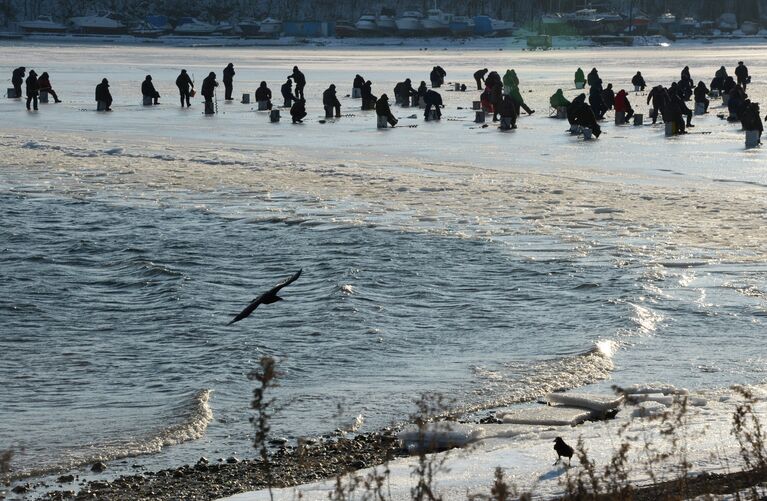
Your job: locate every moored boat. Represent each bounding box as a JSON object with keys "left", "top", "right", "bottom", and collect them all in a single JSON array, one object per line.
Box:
[
  {"left": 69, "top": 11, "right": 127, "bottom": 34},
  {"left": 173, "top": 17, "right": 220, "bottom": 35},
  {"left": 422, "top": 7, "right": 454, "bottom": 35},
  {"left": 395, "top": 11, "right": 424, "bottom": 35},
  {"left": 259, "top": 17, "right": 282, "bottom": 37},
  {"left": 19, "top": 15, "right": 68, "bottom": 33},
  {"left": 237, "top": 19, "right": 261, "bottom": 37}
]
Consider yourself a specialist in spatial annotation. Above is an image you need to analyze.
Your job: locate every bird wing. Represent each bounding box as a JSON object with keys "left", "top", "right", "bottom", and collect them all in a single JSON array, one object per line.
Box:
[
  {"left": 227, "top": 292, "right": 266, "bottom": 325},
  {"left": 269, "top": 268, "right": 302, "bottom": 295},
  {"left": 227, "top": 270, "right": 301, "bottom": 326}
]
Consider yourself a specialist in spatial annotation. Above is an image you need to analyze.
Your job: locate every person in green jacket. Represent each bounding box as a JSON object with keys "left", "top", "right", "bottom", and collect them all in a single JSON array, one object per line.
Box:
[
  {"left": 574, "top": 67, "right": 586, "bottom": 88},
  {"left": 503, "top": 69, "right": 519, "bottom": 91},
  {"left": 509, "top": 83, "right": 534, "bottom": 115},
  {"left": 550, "top": 89, "right": 570, "bottom": 108}
]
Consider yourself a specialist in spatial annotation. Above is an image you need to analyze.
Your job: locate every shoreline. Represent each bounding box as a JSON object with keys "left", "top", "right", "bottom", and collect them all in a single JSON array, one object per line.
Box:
[{"left": 10, "top": 429, "right": 404, "bottom": 500}]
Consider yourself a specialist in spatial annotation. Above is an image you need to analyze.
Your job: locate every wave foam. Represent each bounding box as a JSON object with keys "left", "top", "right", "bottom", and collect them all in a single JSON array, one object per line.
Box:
[{"left": 9, "top": 389, "right": 213, "bottom": 481}]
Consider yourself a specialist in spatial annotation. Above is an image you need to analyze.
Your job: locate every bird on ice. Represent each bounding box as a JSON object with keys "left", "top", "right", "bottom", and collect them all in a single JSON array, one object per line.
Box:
[
  {"left": 227, "top": 269, "right": 302, "bottom": 325},
  {"left": 553, "top": 436, "right": 574, "bottom": 466}
]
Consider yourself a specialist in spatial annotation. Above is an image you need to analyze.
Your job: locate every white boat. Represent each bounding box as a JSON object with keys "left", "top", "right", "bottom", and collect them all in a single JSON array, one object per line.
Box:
[
  {"left": 173, "top": 17, "right": 220, "bottom": 35},
  {"left": 422, "top": 8, "right": 454, "bottom": 35},
  {"left": 259, "top": 17, "right": 282, "bottom": 36},
  {"left": 69, "top": 11, "right": 127, "bottom": 34},
  {"left": 237, "top": 19, "right": 261, "bottom": 36},
  {"left": 19, "top": 15, "right": 68, "bottom": 33},
  {"left": 376, "top": 7, "right": 397, "bottom": 33},
  {"left": 679, "top": 16, "right": 698, "bottom": 33},
  {"left": 490, "top": 17, "right": 514, "bottom": 35},
  {"left": 657, "top": 12, "right": 676, "bottom": 25},
  {"left": 355, "top": 14, "right": 380, "bottom": 34},
  {"left": 395, "top": 11, "right": 424, "bottom": 34}
]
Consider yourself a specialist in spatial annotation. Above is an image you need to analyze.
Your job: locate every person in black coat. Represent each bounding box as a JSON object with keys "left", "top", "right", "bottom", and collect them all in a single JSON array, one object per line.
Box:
[
  {"left": 11, "top": 66, "right": 25, "bottom": 99},
  {"left": 662, "top": 92, "right": 688, "bottom": 134},
  {"left": 291, "top": 66, "right": 306, "bottom": 100},
  {"left": 740, "top": 100, "right": 762, "bottom": 141},
  {"left": 474, "top": 68, "right": 488, "bottom": 90},
  {"left": 722, "top": 76, "right": 736, "bottom": 95},
  {"left": 323, "top": 84, "right": 341, "bottom": 117},
  {"left": 735, "top": 61, "right": 750, "bottom": 91},
  {"left": 361, "top": 80, "right": 376, "bottom": 110},
  {"left": 567, "top": 94, "right": 601, "bottom": 138},
  {"left": 255, "top": 81, "right": 272, "bottom": 109},
  {"left": 375, "top": 94, "right": 398, "bottom": 127},
  {"left": 693, "top": 81, "right": 710, "bottom": 113},
  {"left": 670, "top": 90, "right": 693, "bottom": 128},
  {"left": 352, "top": 74, "right": 365, "bottom": 96},
  {"left": 631, "top": 71, "right": 646, "bottom": 91},
  {"left": 141, "top": 75, "right": 160, "bottom": 104},
  {"left": 223, "top": 63, "right": 235, "bottom": 100},
  {"left": 393, "top": 78, "right": 416, "bottom": 105},
  {"left": 429, "top": 66, "right": 445, "bottom": 88},
  {"left": 175, "top": 69, "right": 194, "bottom": 107},
  {"left": 423, "top": 88, "right": 443, "bottom": 120},
  {"left": 587, "top": 67, "right": 600, "bottom": 87},
  {"left": 290, "top": 97, "right": 307, "bottom": 123},
  {"left": 728, "top": 85, "right": 747, "bottom": 119},
  {"left": 589, "top": 79, "right": 606, "bottom": 119},
  {"left": 417, "top": 81, "right": 427, "bottom": 98},
  {"left": 647, "top": 85, "right": 669, "bottom": 124},
  {"left": 601, "top": 83, "right": 615, "bottom": 111},
  {"left": 281, "top": 77, "right": 294, "bottom": 107},
  {"left": 25, "top": 70, "right": 39, "bottom": 110},
  {"left": 201, "top": 72, "right": 218, "bottom": 111},
  {"left": 496, "top": 94, "right": 517, "bottom": 130},
  {"left": 95, "top": 78, "right": 113, "bottom": 111}
]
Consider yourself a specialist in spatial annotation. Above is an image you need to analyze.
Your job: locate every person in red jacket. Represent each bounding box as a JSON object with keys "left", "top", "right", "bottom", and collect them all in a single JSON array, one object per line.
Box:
[
  {"left": 36, "top": 72, "right": 62, "bottom": 103},
  {"left": 614, "top": 89, "right": 634, "bottom": 124}
]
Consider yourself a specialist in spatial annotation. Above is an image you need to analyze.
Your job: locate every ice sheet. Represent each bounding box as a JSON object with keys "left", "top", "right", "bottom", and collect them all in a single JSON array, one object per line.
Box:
[
  {"left": 500, "top": 406, "right": 594, "bottom": 426},
  {"left": 545, "top": 392, "right": 624, "bottom": 412}
]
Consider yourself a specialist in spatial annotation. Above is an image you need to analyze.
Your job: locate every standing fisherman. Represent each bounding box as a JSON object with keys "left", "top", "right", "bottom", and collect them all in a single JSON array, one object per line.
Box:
[
  {"left": 291, "top": 66, "right": 306, "bottom": 100},
  {"left": 25, "top": 70, "right": 39, "bottom": 111},
  {"left": 176, "top": 69, "right": 194, "bottom": 107},
  {"left": 201, "top": 72, "right": 218, "bottom": 113},
  {"left": 11, "top": 67, "right": 25, "bottom": 98},
  {"left": 223, "top": 63, "right": 235, "bottom": 101}
]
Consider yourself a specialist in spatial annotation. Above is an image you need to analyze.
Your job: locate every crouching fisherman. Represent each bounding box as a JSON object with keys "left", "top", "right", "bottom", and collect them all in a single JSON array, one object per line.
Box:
[
  {"left": 375, "top": 94, "right": 398, "bottom": 127},
  {"left": 95, "top": 78, "right": 113, "bottom": 111},
  {"left": 567, "top": 94, "right": 601, "bottom": 138},
  {"left": 142, "top": 75, "right": 161, "bottom": 105},
  {"left": 290, "top": 98, "right": 307, "bottom": 123},
  {"left": 423, "top": 89, "right": 443, "bottom": 120},
  {"left": 740, "top": 100, "right": 763, "bottom": 144},
  {"left": 323, "top": 84, "right": 341, "bottom": 117},
  {"left": 256, "top": 81, "right": 273, "bottom": 110},
  {"left": 497, "top": 94, "right": 518, "bottom": 130}
]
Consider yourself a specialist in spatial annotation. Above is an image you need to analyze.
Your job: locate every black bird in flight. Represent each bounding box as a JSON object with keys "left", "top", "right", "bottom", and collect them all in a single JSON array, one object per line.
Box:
[
  {"left": 553, "top": 437, "right": 574, "bottom": 466},
  {"left": 227, "top": 269, "right": 302, "bottom": 325}
]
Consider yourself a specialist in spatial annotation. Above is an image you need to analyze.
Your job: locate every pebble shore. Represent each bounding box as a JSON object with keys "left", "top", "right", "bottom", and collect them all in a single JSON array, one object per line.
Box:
[{"left": 13, "top": 430, "right": 403, "bottom": 501}]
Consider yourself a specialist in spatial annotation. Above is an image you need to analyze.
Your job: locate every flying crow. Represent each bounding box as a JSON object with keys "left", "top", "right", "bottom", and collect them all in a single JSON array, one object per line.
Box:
[
  {"left": 554, "top": 437, "right": 574, "bottom": 466},
  {"left": 227, "top": 269, "right": 302, "bottom": 325}
]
